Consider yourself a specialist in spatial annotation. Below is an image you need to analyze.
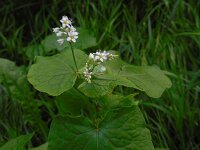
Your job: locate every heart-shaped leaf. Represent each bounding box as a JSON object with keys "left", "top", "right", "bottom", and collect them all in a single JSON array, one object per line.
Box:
[
  {"left": 103, "top": 58, "right": 172, "bottom": 98},
  {"left": 75, "top": 28, "right": 97, "bottom": 50},
  {"left": 121, "top": 65, "right": 172, "bottom": 98},
  {"left": 48, "top": 104, "right": 154, "bottom": 150},
  {"left": 28, "top": 49, "right": 87, "bottom": 96}
]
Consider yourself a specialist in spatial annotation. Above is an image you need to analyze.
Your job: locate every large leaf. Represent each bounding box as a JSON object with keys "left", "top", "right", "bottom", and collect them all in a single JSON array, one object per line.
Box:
[
  {"left": 98, "top": 94, "right": 139, "bottom": 108},
  {"left": 0, "top": 134, "right": 33, "bottom": 150},
  {"left": 78, "top": 79, "right": 116, "bottom": 98},
  {"left": 55, "top": 88, "right": 95, "bottom": 115},
  {"left": 74, "top": 28, "right": 97, "bottom": 50},
  {"left": 102, "top": 58, "right": 140, "bottom": 89},
  {"left": 102, "top": 58, "right": 172, "bottom": 98},
  {"left": 48, "top": 103, "right": 154, "bottom": 150},
  {"left": 104, "top": 58, "right": 172, "bottom": 98},
  {"left": 121, "top": 65, "right": 172, "bottom": 98},
  {"left": 28, "top": 49, "right": 87, "bottom": 96}
]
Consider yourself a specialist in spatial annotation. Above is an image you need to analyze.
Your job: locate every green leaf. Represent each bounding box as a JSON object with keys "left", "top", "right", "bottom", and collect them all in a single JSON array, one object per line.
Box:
[
  {"left": 102, "top": 57, "right": 172, "bottom": 98},
  {"left": 74, "top": 28, "right": 97, "bottom": 50},
  {"left": 98, "top": 94, "right": 139, "bottom": 108},
  {"left": 41, "top": 34, "right": 67, "bottom": 51},
  {"left": 121, "top": 65, "right": 172, "bottom": 98},
  {"left": 103, "top": 58, "right": 140, "bottom": 89},
  {"left": 28, "top": 49, "right": 88, "bottom": 96},
  {"left": 55, "top": 88, "right": 95, "bottom": 115},
  {"left": 48, "top": 104, "right": 154, "bottom": 150},
  {"left": 30, "top": 143, "right": 48, "bottom": 150},
  {"left": 78, "top": 79, "right": 116, "bottom": 98},
  {"left": 0, "top": 134, "right": 33, "bottom": 150}
]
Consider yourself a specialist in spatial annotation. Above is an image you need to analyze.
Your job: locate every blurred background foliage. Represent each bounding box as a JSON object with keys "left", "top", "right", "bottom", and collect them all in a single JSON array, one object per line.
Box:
[{"left": 0, "top": 0, "right": 199, "bottom": 149}]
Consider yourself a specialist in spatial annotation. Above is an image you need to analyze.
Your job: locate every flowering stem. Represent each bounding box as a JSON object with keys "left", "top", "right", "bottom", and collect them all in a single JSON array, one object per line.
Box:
[{"left": 69, "top": 43, "right": 78, "bottom": 72}]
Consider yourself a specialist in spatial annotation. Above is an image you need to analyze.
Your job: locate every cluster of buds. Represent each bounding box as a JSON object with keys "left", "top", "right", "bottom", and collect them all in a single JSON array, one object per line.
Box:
[
  {"left": 83, "top": 51, "right": 117, "bottom": 83},
  {"left": 83, "top": 63, "right": 93, "bottom": 83},
  {"left": 53, "top": 16, "right": 79, "bottom": 45}
]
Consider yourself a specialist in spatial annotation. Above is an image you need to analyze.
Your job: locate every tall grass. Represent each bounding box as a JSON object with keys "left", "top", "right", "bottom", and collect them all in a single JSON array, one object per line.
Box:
[{"left": 0, "top": 0, "right": 199, "bottom": 149}]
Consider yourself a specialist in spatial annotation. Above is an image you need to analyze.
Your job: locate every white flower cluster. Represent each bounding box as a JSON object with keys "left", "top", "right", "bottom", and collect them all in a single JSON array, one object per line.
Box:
[
  {"left": 83, "top": 51, "right": 117, "bottom": 83},
  {"left": 89, "top": 51, "right": 115, "bottom": 63},
  {"left": 53, "top": 16, "right": 79, "bottom": 45}
]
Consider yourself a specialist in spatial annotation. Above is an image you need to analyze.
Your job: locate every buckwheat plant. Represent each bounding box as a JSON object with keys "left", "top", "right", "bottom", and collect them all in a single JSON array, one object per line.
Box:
[{"left": 27, "top": 15, "right": 172, "bottom": 150}]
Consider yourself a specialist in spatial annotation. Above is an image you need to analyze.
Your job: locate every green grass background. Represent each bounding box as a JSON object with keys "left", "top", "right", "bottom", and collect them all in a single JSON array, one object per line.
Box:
[{"left": 0, "top": 0, "right": 200, "bottom": 149}]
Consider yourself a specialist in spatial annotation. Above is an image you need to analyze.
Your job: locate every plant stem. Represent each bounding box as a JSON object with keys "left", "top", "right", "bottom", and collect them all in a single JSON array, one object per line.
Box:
[{"left": 69, "top": 43, "right": 78, "bottom": 72}]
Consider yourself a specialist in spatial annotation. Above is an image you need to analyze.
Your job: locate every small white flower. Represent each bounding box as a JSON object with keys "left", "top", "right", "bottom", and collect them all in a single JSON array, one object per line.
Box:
[
  {"left": 56, "top": 31, "right": 63, "bottom": 37},
  {"left": 69, "top": 26, "right": 76, "bottom": 32},
  {"left": 60, "top": 16, "right": 72, "bottom": 28},
  {"left": 89, "top": 53, "right": 94, "bottom": 60},
  {"left": 102, "top": 54, "right": 107, "bottom": 61},
  {"left": 53, "top": 27, "right": 60, "bottom": 33},
  {"left": 72, "top": 31, "right": 79, "bottom": 36},
  {"left": 94, "top": 55, "right": 100, "bottom": 61},
  {"left": 102, "top": 51, "right": 108, "bottom": 57},
  {"left": 57, "top": 39, "right": 64, "bottom": 45},
  {"left": 67, "top": 31, "right": 79, "bottom": 43},
  {"left": 94, "top": 51, "right": 107, "bottom": 62},
  {"left": 67, "top": 36, "right": 77, "bottom": 43},
  {"left": 83, "top": 67, "right": 93, "bottom": 83},
  {"left": 95, "top": 52, "right": 100, "bottom": 55}
]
